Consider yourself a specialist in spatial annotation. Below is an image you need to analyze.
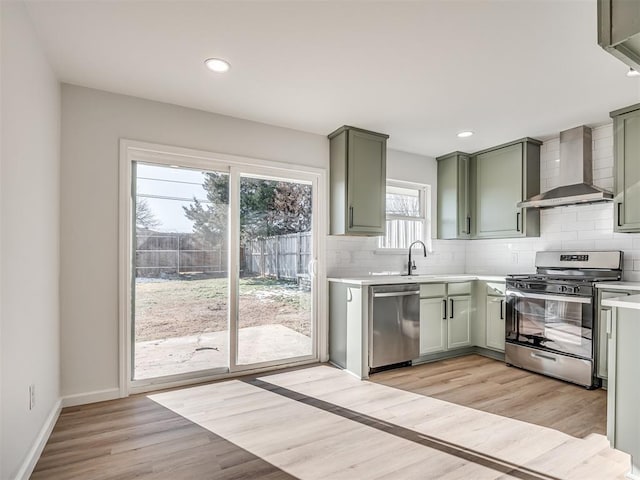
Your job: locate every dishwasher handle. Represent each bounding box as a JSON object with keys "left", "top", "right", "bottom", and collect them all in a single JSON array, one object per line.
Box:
[{"left": 372, "top": 290, "right": 420, "bottom": 298}]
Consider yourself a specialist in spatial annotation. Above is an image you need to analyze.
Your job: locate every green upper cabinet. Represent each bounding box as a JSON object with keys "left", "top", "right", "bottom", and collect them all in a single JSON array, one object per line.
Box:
[
  {"left": 436, "top": 152, "right": 471, "bottom": 239},
  {"left": 598, "top": 0, "right": 640, "bottom": 71},
  {"left": 472, "top": 138, "right": 541, "bottom": 239},
  {"left": 328, "top": 126, "right": 389, "bottom": 236},
  {"left": 611, "top": 104, "right": 640, "bottom": 232}
]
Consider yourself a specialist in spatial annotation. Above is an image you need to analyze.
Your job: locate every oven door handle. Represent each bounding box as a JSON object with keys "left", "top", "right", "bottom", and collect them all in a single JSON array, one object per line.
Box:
[{"left": 505, "top": 290, "right": 592, "bottom": 305}]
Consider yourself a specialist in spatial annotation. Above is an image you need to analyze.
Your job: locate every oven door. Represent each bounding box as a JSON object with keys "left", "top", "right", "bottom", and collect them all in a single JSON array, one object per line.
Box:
[{"left": 506, "top": 289, "right": 594, "bottom": 359}]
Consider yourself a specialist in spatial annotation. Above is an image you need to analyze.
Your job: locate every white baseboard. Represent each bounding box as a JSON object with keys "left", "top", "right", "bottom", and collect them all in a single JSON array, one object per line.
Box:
[
  {"left": 14, "top": 398, "right": 62, "bottom": 480},
  {"left": 61, "top": 387, "right": 121, "bottom": 408}
]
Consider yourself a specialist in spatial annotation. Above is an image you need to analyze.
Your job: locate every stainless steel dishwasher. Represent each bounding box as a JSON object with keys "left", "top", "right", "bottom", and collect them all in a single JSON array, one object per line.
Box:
[{"left": 369, "top": 284, "right": 420, "bottom": 371}]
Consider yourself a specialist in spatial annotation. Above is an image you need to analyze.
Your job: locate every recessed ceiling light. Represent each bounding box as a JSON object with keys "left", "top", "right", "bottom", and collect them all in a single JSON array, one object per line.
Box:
[
  {"left": 457, "top": 131, "right": 474, "bottom": 138},
  {"left": 626, "top": 67, "right": 640, "bottom": 77},
  {"left": 204, "top": 58, "right": 231, "bottom": 73}
]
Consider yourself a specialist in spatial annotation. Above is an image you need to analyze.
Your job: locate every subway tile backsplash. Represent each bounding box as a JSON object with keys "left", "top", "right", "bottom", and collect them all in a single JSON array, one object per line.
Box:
[
  {"left": 326, "top": 123, "right": 640, "bottom": 281},
  {"left": 325, "top": 236, "right": 467, "bottom": 278}
]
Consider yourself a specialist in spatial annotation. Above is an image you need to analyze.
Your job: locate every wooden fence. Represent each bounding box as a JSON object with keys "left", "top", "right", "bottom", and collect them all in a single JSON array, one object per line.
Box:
[
  {"left": 136, "top": 230, "right": 311, "bottom": 282},
  {"left": 136, "top": 232, "right": 226, "bottom": 277},
  {"left": 243, "top": 232, "right": 312, "bottom": 281}
]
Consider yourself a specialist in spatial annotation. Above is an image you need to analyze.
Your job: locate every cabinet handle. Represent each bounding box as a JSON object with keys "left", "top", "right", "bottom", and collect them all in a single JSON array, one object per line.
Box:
[
  {"left": 500, "top": 299, "right": 504, "bottom": 320},
  {"left": 442, "top": 299, "right": 447, "bottom": 319},
  {"left": 450, "top": 298, "right": 454, "bottom": 318},
  {"left": 516, "top": 212, "right": 521, "bottom": 232},
  {"left": 349, "top": 206, "right": 354, "bottom": 228},
  {"left": 603, "top": 308, "right": 612, "bottom": 336},
  {"left": 466, "top": 216, "right": 471, "bottom": 234},
  {"left": 617, "top": 203, "right": 622, "bottom": 227}
]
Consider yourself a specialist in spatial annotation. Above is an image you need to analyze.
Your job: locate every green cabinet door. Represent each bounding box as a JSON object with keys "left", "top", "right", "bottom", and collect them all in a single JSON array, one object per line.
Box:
[
  {"left": 419, "top": 297, "right": 447, "bottom": 355},
  {"left": 612, "top": 106, "right": 640, "bottom": 232},
  {"left": 486, "top": 295, "right": 505, "bottom": 352},
  {"left": 474, "top": 143, "right": 523, "bottom": 237},
  {"left": 329, "top": 126, "right": 388, "bottom": 235},
  {"left": 447, "top": 296, "right": 471, "bottom": 349},
  {"left": 437, "top": 152, "right": 471, "bottom": 239},
  {"left": 472, "top": 138, "right": 540, "bottom": 239},
  {"left": 347, "top": 130, "right": 386, "bottom": 234}
]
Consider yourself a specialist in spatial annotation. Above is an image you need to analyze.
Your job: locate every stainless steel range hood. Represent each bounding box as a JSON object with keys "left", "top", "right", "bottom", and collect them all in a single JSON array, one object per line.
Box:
[{"left": 518, "top": 126, "right": 613, "bottom": 209}]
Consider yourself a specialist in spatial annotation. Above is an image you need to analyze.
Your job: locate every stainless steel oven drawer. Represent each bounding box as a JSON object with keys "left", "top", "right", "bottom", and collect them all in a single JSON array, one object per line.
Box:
[{"left": 505, "top": 343, "right": 594, "bottom": 387}]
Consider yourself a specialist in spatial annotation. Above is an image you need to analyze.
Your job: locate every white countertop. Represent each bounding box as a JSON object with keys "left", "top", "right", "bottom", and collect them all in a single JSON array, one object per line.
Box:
[
  {"left": 327, "top": 274, "right": 506, "bottom": 286},
  {"left": 595, "top": 281, "right": 640, "bottom": 291},
  {"left": 602, "top": 294, "right": 640, "bottom": 310}
]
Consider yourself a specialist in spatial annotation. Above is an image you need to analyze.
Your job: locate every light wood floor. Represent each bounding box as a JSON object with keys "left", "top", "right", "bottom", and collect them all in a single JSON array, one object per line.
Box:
[
  {"left": 370, "top": 354, "right": 607, "bottom": 438},
  {"left": 32, "top": 355, "right": 625, "bottom": 479}
]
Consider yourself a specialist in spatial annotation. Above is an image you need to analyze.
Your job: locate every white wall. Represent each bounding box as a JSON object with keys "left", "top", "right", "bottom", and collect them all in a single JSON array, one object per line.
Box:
[
  {"left": 466, "top": 124, "right": 640, "bottom": 279},
  {"left": 60, "top": 85, "right": 329, "bottom": 398},
  {"left": 1, "top": 2, "right": 61, "bottom": 478}
]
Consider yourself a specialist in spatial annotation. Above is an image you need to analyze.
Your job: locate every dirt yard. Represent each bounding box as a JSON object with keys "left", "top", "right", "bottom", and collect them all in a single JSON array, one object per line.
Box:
[{"left": 134, "top": 276, "right": 311, "bottom": 342}]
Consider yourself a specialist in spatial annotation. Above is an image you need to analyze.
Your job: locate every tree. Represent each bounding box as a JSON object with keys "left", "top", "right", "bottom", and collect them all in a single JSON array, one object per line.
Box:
[
  {"left": 183, "top": 173, "right": 311, "bottom": 243},
  {"left": 136, "top": 198, "right": 160, "bottom": 229},
  {"left": 182, "top": 173, "right": 229, "bottom": 246},
  {"left": 270, "top": 182, "right": 312, "bottom": 233}
]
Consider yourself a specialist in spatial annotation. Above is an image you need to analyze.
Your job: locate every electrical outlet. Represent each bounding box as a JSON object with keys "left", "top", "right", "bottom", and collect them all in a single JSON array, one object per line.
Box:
[{"left": 29, "top": 384, "right": 35, "bottom": 410}]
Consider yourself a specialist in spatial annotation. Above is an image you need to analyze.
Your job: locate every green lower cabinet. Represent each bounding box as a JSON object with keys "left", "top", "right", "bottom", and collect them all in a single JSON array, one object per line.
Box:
[
  {"left": 612, "top": 104, "right": 640, "bottom": 232},
  {"left": 419, "top": 297, "right": 447, "bottom": 355},
  {"left": 447, "top": 296, "right": 472, "bottom": 349},
  {"left": 486, "top": 296, "right": 506, "bottom": 352},
  {"left": 607, "top": 304, "right": 640, "bottom": 477},
  {"left": 419, "top": 282, "right": 472, "bottom": 355}
]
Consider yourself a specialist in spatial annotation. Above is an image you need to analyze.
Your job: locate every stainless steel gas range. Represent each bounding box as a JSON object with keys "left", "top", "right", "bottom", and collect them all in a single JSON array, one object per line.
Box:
[{"left": 505, "top": 251, "right": 623, "bottom": 388}]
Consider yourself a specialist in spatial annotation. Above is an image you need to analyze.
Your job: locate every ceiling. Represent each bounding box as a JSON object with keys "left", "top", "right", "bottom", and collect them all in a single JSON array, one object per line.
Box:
[{"left": 24, "top": 0, "right": 640, "bottom": 157}]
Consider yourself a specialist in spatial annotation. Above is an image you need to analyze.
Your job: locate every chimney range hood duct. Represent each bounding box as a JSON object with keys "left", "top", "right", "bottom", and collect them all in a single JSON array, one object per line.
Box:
[{"left": 518, "top": 126, "right": 613, "bottom": 209}]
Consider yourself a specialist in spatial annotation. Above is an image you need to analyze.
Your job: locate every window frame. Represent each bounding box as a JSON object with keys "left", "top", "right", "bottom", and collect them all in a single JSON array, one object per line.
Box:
[{"left": 377, "top": 179, "right": 432, "bottom": 253}]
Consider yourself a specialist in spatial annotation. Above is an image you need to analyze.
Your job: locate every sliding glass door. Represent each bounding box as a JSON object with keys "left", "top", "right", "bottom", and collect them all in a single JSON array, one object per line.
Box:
[
  {"left": 132, "top": 163, "right": 230, "bottom": 380},
  {"left": 236, "top": 174, "right": 314, "bottom": 367},
  {"left": 128, "top": 153, "right": 318, "bottom": 385}
]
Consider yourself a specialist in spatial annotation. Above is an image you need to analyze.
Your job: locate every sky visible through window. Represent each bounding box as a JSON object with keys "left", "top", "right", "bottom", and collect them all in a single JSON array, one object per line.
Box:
[
  {"left": 136, "top": 163, "right": 213, "bottom": 233},
  {"left": 386, "top": 184, "right": 421, "bottom": 217}
]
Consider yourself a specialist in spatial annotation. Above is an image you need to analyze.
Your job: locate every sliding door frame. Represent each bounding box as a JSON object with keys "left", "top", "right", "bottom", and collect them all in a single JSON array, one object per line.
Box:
[
  {"left": 119, "top": 139, "right": 327, "bottom": 396},
  {"left": 229, "top": 166, "right": 319, "bottom": 373}
]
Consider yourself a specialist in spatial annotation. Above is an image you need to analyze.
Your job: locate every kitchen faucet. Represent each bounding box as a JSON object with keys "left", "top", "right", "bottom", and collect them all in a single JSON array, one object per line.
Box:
[{"left": 407, "top": 240, "right": 427, "bottom": 275}]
